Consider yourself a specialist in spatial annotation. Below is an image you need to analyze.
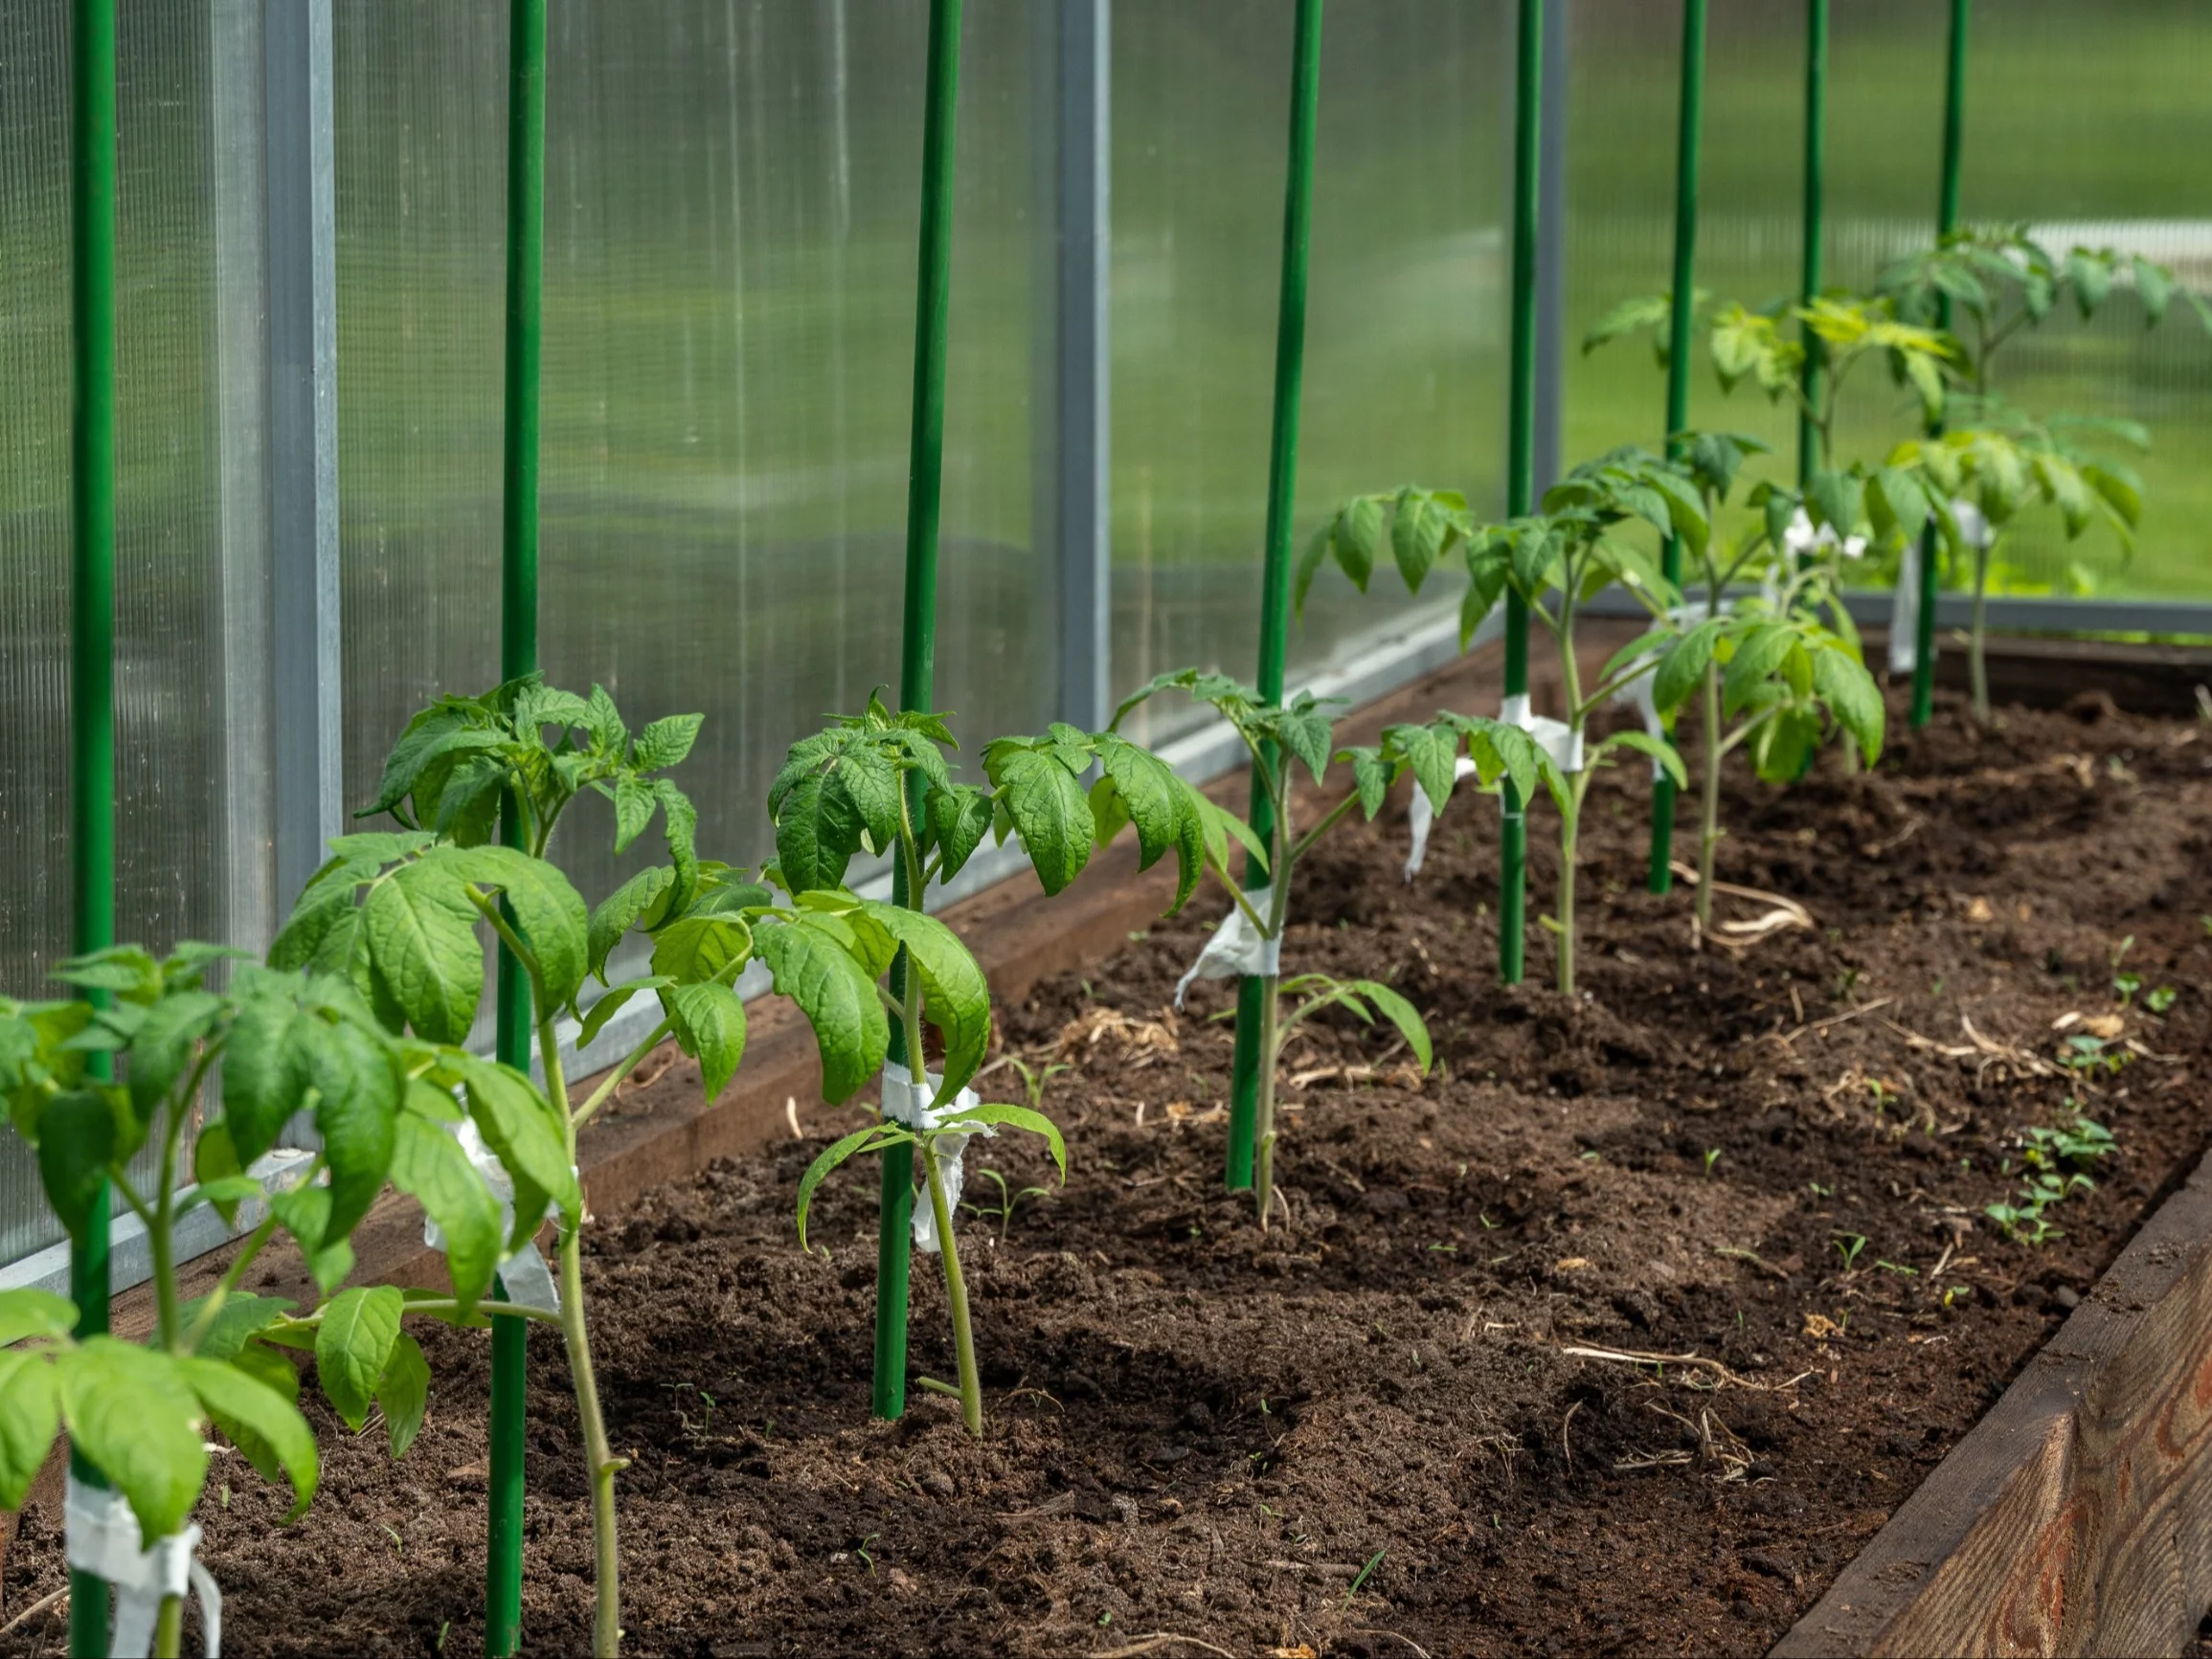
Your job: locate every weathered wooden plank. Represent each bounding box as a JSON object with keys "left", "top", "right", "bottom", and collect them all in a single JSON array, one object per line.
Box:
[{"left": 1774, "top": 1147, "right": 2212, "bottom": 1657}]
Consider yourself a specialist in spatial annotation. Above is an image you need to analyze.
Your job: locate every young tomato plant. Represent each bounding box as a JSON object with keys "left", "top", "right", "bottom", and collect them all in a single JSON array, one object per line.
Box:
[
  {"left": 0, "top": 943, "right": 464, "bottom": 1656},
  {"left": 1312, "top": 452, "right": 1702, "bottom": 997},
  {"left": 1620, "top": 433, "right": 1885, "bottom": 931},
  {"left": 1113, "top": 670, "right": 1538, "bottom": 1224},
  {"left": 277, "top": 674, "right": 720, "bottom": 1658},
  {"left": 673, "top": 694, "right": 1211, "bottom": 1433}
]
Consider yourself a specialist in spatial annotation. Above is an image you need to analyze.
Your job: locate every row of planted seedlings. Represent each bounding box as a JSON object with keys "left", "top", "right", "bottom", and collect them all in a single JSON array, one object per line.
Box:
[{"left": 11, "top": 11, "right": 2206, "bottom": 1646}]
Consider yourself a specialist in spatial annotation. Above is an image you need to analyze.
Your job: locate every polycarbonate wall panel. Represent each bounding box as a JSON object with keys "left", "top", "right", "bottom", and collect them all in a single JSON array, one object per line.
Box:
[
  {"left": 1565, "top": 0, "right": 2212, "bottom": 600},
  {"left": 1110, "top": 2, "right": 1509, "bottom": 745},
  {"left": 0, "top": 0, "right": 271, "bottom": 1265},
  {"left": 335, "top": 0, "right": 1052, "bottom": 913}
]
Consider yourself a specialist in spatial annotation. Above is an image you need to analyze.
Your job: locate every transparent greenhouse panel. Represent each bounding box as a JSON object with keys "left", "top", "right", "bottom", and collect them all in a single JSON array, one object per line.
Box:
[
  {"left": 334, "top": 0, "right": 1054, "bottom": 943},
  {"left": 1564, "top": 0, "right": 2212, "bottom": 604},
  {"left": 1108, "top": 0, "right": 1510, "bottom": 749},
  {"left": 0, "top": 0, "right": 275, "bottom": 1266}
]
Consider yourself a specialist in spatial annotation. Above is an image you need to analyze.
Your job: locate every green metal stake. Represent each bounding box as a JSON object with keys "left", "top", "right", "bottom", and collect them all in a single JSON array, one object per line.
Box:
[
  {"left": 1648, "top": 0, "right": 1707, "bottom": 894},
  {"left": 1797, "top": 0, "right": 1828, "bottom": 487},
  {"left": 1225, "top": 0, "right": 1323, "bottom": 1190},
  {"left": 485, "top": 0, "right": 546, "bottom": 1649},
  {"left": 873, "top": 0, "right": 962, "bottom": 1419},
  {"left": 1497, "top": 0, "right": 1542, "bottom": 975},
  {"left": 1911, "top": 0, "right": 1969, "bottom": 729},
  {"left": 67, "top": 2, "right": 117, "bottom": 1653}
]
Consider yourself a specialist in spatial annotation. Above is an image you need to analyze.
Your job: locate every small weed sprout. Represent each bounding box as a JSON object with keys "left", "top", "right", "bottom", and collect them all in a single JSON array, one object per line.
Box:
[
  {"left": 960, "top": 1168, "right": 1050, "bottom": 1245},
  {"left": 1005, "top": 1056, "right": 1071, "bottom": 1113},
  {"left": 1986, "top": 1115, "right": 2115, "bottom": 1244},
  {"left": 1834, "top": 1233, "right": 1868, "bottom": 1273},
  {"left": 2146, "top": 985, "right": 2178, "bottom": 1016}
]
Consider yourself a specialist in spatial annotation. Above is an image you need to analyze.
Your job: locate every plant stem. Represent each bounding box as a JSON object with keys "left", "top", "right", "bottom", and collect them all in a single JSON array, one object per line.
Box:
[
  {"left": 152, "top": 1594, "right": 181, "bottom": 1659},
  {"left": 1697, "top": 662, "right": 1722, "bottom": 934},
  {"left": 1556, "top": 770, "right": 1591, "bottom": 998},
  {"left": 182, "top": 1210, "right": 282, "bottom": 1354},
  {"left": 570, "top": 1019, "right": 675, "bottom": 1130},
  {"left": 538, "top": 1014, "right": 622, "bottom": 1658},
  {"left": 1970, "top": 539, "right": 1993, "bottom": 725},
  {"left": 1251, "top": 974, "right": 1282, "bottom": 1230},
  {"left": 918, "top": 1140, "right": 982, "bottom": 1436}
]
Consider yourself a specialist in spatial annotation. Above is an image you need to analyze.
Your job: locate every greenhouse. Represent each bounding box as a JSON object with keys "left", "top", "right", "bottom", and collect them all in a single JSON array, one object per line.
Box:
[{"left": 1, "top": 0, "right": 2209, "bottom": 1653}]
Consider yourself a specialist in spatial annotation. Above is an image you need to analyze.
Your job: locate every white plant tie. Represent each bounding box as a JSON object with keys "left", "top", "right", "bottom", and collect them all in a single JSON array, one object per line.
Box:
[
  {"left": 1404, "top": 757, "right": 1478, "bottom": 882},
  {"left": 1783, "top": 505, "right": 1867, "bottom": 564},
  {"left": 1952, "top": 496, "right": 1995, "bottom": 551},
  {"left": 1173, "top": 886, "right": 1280, "bottom": 1010},
  {"left": 1888, "top": 539, "right": 1922, "bottom": 676},
  {"left": 880, "top": 1060, "right": 987, "bottom": 1254},
  {"left": 67, "top": 1476, "right": 221, "bottom": 1658},
  {"left": 423, "top": 1114, "right": 560, "bottom": 1314},
  {"left": 1501, "top": 692, "right": 1581, "bottom": 776}
]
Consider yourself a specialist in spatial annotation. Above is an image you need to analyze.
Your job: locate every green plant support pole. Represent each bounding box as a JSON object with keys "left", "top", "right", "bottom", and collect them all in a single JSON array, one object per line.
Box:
[
  {"left": 1911, "top": 0, "right": 1968, "bottom": 728},
  {"left": 1647, "top": 0, "right": 1706, "bottom": 895},
  {"left": 1226, "top": 0, "right": 1323, "bottom": 1190},
  {"left": 485, "top": 0, "right": 546, "bottom": 1649},
  {"left": 1497, "top": 0, "right": 1541, "bottom": 973},
  {"left": 873, "top": 0, "right": 962, "bottom": 1419},
  {"left": 67, "top": 1, "right": 117, "bottom": 1653},
  {"left": 1796, "top": 0, "right": 1828, "bottom": 489}
]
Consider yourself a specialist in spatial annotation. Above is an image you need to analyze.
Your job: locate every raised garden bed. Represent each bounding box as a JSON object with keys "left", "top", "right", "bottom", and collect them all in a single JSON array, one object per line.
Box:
[{"left": 4, "top": 658, "right": 2208, "bottom": 1658}]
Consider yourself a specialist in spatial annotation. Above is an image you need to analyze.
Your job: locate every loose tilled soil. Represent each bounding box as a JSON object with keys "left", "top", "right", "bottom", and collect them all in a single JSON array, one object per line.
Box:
[{"left": 6, "top": 689, "right": 2212, "bottom": 1658}]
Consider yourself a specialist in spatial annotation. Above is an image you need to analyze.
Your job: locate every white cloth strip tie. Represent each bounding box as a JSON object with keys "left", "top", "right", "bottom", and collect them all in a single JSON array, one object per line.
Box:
[
  {"left": 1501, "top": 692, "right": 1581, "bottom": 776},
  {"left": 422, "top": 1113, "right": 560, "bottom": 1313},
  {"left": 67, "top": 1476, "right": 221, "bottom": 1658},
  {"left": 1404, "top": 757, "right": 1479, "bottom": 882},
  {"left": 1173, "top": 886, "right": 1280, "bottom": 1010},
  {"left": 1783, "top": 506, "right": 1867, "bottom": 564},
  {"left": 1887, "top": 540, "right": 1922, "bottom": 676},
  {"left": 880, "top": 1060, "right": 987, "bottom": 1254}
]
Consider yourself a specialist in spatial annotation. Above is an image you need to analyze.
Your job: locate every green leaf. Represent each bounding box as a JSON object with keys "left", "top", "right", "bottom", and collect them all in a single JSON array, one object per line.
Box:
[
  {"left": 2082, "top": 463, "right": 2142, "bottom": 531},
  {"left": 301, "top": 1018, "right": 399, "bottom": 1243},
  {"left": 373, "top": 1333, "right": 431, "bottom": 1460},
  {"left": 1343, "top": 748, "right": 1390, "bottom": 819},
  {"left": 1723, "top": 622, "right": 1796, "bottom": 716},
  {"left": 2066, "top": 248, "right": 2113, "bottom": 317},
  {"left": 834, "top": 746, "right": 906, "bottom": 854},
  {"left": 0, "top": 1352, "right": 58, "bottom": 1510},
  {"left": 1602, "top": 729, "right": 1688, "bottom": 790},
  {"left": 925, "top": 784, "right": 995, "bottom": 884},
  {"left": 1276, "top": 702, "right": 1335, "bottom": 787},
  {"left": 36, "top": 1090, "right": 117, "bottom": 1240},
  {"left": 665, "top": 980, "right": 747, "bottom": 1099},
  {"left": 588, "top": 864, "right": 675, "bottom": 982},
  {"left": 443, "top": 847, "right": 590, "bottom": 1014},
  {"left": 362, "top": 718, "right": 505, "bottom": 823},
  {"left": 934, "top": 1104, "right": 1069, "bottom": 1184},
  {"left": 1293, "top": 517, "right": 1334, "bottom": 619},
  {"left": 1652, "top": 619, "right": 1722, "bottom": 715},
  {"left": 1389, "top": 488, "right": 1451, "bottom": 593},
  {"left": 1334, "top": 495, "right": 1384, "bottom": 591},
  {"left": 313, "top": 1286, "right": 404, "bottom": 1432},
  {"left": 1813, "top": 646, "right": 1885, "bottom": 766},
  {"left": 612, "top": 776, "right": 659, "bottom": 854},
  {"left": 1348, "top": 980, "right": 1433, "bottom": 1073},
  {"left": 266, "top": 1185, "right": 356, "bottom": 1293},
  {"left": 390, "top": 1113, "right": 502, "bottom": 1308},
  {"left": 1095, "top": 738, "right": 1203, "bottom": 913},
  {"left": 989, "top": 747, "right": 1094, "bottom": 895},
  {"left": 657, "top": 780, "right": 701, "bottom": 911},
  {"left": 57, "top": 1338, "right": 208, "bottom": 1545},
  {"left": 1199, "top": 796, "right": 1271, "bottom": 878},
  {"left": 178, "top": 1291, "right": 292, "bottom": 1363},
  {"left": 648, "top": 914, "right": 753, "bottom": 987},
  {"left": 1806, "top": 469, "right": 1862, "bottom": 538},
  {"left": 2130, "top": 256, "right": 2175, "bottom": 325},
  {"left": 632, "top": 712, "right": 704, "bottom": 772},
  {"left": 756, "top": 922, "right": 891, "bottom": 1105},
  {"left": 1385, "top": 723, "right": 1458, "bottom": 816},
  {"left": 179, "top": 1355, "right": 319, "bottom": 1516},
  {"left": 365, "top": 862, "right": 484, "bottom": 1043},
  {"left": 0, "top": 1289, "right": 78, "bottom": 1349},
  {"left": 456, "top": 1054, "right": 578, "bottom": 1228},
  {"left": 124, "top": 990, "right": 222, "bottom": 1124},
  {"left": 857, "top": 903, "right": 991, "bottom": 1099},
  {"left": 221, "top": 993, "right": 307, "bottom": 1165},
  {"left": 795, "top": 1125, "right": 901, "bottom": 1252},
  {"left": 774, "top": 770, "right": 865, "bottom": 895},
  {"left": 577, "top": 976, "right": 671, "bottom": 1048}
]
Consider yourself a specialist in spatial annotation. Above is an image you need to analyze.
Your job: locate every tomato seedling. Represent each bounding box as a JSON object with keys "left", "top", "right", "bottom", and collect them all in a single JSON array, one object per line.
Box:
[
  {"left": 280, "top": 673, "right": 722, "bottom": 1657},
  {"left": 1114, "top": 670, "right": 1538, "bottom": 1222},
  {"left": 0, "top": 943, "right": 465, "bottom": 1655},
  {"left": 1311, "top": 452, "right": 1703, "bottom": 996}
]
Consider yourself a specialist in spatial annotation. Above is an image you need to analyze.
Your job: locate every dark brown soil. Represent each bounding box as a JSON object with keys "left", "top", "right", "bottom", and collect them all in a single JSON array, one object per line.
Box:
[{"left": 6, "top": 688, "right": 2210, "bottom": 1658}]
